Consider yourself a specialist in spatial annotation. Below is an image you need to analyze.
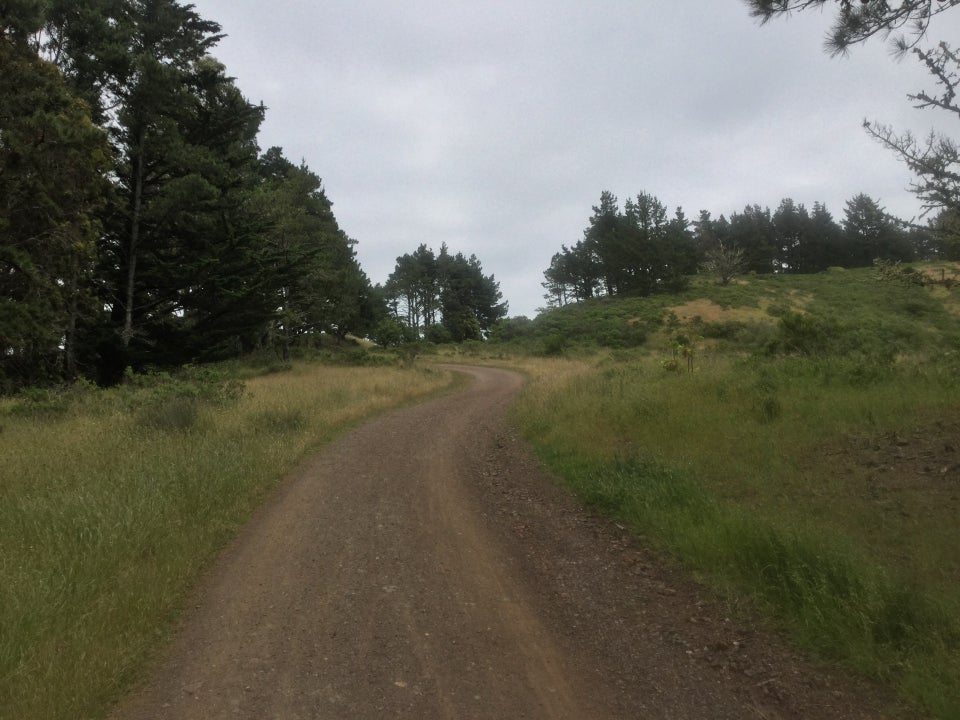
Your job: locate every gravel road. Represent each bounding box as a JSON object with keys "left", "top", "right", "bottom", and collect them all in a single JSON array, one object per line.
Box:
[{"left": 111, "top": 365, "right": 904, "bottom": 719}]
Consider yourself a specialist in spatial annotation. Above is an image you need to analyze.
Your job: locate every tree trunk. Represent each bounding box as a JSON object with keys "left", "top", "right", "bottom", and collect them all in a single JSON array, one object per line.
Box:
[
  {"left": 63, "top": 254, "right": 80, "bottom": 380},
  {"left": 123, "top": 132, "right": 145, "bottom": 349}
]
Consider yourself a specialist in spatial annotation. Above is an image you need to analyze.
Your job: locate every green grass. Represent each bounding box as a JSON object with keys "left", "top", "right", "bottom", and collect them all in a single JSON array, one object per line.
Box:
[
  {"left": 510, "top": 264, "right": 960, "bottom": 719},
  {"left": 0, "top": 361, "right": 452, "bottom": 720},
  {"left": 497, "top": 264, "right": 960, "bottom": 360},
  {"left": 515, "top": 355, "right": 960, "bottom": 717}
]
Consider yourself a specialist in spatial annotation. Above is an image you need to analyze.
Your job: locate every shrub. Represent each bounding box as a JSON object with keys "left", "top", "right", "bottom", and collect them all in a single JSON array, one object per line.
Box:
[
  {"left": 773, "top": 312, "right": 836, "bottom": 355},
  {"left": 372, "top": 318, "right": 418, "bottom": 347},
  {"left": 540, "top": 333, "right": 568, "bottom": 356},
  {"left": 424, "top": 323, "right": 453, "bottom": 344}
]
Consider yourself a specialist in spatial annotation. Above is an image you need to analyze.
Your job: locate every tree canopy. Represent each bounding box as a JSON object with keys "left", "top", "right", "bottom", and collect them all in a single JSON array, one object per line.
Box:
[
  {"left": 543, "top": 189, "right": 929, "bottom": 304},
  {"left": 383, "top": 244, "right": 507, "bottom": 343},
  {"left": 1, "top": 0, "right": 384, "bottom": 389}
]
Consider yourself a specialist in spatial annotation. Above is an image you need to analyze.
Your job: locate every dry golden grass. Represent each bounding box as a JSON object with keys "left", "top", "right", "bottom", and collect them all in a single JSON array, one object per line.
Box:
[
  {"left": 0, "top": 362, "right": 452, "bottom": 720},
  {"left": 666, "top": 298, "right": 770, "bottom": 324}
]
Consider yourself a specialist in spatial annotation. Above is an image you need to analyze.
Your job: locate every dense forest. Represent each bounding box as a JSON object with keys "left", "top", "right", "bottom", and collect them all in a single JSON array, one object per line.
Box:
[
  {"left": 0, "top": 0, "right": 379, "bottom": 389},
  {"left": 0, "top": 0, "right": 509, "bottom": 391}
]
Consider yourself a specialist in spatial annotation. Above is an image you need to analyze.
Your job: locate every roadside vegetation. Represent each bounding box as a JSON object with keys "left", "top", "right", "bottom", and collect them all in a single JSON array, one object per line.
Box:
[
  {"left": 4, "top": 262, "right": 959, "bottom": 720},
  {"left": 0, "top": 353, "right": 452, "bottom": 720},
  {"left": 494, "top": 262, "right": 960, "bottom": 719}
]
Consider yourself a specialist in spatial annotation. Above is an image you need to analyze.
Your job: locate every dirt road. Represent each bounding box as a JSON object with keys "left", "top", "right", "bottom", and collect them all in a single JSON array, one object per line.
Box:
[{"left": 112, "top": 365, "right": 902, "bottom": 719}]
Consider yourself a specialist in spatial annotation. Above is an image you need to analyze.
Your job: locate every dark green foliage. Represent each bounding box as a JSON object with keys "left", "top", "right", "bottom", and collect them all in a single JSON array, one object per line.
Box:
[
  {"left": 547, "top": 191, "right": 696, "bottom": 305},
  {"left": 424, "top": 323, "right": 454, "bottom": 344},
  {"left": 509, "top": 294, "right": 662, "bottom": 351},
  {"left": 697, "top": 320, "right": 747, "bottom": 339},
  {"left": 725, "top": 205, "right": 776, "bottom": 273},
  {"left": 1, "top": 1, "right": 384, "bottom": 390},
  {"left": 774, "top": 312, "right": 836, "bottom": 355},
  {"left": 0, "top": 34, "right": 111, "bottom": 389},
  {"left": 540, "top": 333, "right": 568, "bottom": 356},
  {"left": 515, "top": 264, "right": 960, "bottom": 360},
  {"left": 372, "top": 318, "right": 418, "bottom": 347},
  {"left": 545, "top": 191, "right": 927, "bottom": 316},
  {"left": 843, "top": 194, "right": 914, "bottom": 265},
  {"left": 249, "top": 147, "right": 382, "bottom": 358},
  {"left": 5, "top": 387, "right": 74, "bottom": 418},
  {"left": 383, "top": 244, "right": 507, "bottom": 343},
  {"left": 745, "top": 1, "right": 960, "bottom": 55},
  {"left": 487, "top": 316, "right": 534, "bottom": 342}
]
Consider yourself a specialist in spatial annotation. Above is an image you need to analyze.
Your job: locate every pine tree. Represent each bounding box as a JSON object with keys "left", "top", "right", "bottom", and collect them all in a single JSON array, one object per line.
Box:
[
  {"left": 747, "top": 1, "right": 960, "bottom": 216},
  {"left": 0, "top": 18, "right": 111, "bottom": 387}
]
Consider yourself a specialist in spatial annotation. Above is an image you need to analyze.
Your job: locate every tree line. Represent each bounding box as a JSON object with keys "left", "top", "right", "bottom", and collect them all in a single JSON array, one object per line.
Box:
[
  {"left": 1, "top": 0, "right": 382, "bottom": 390},
  {"left": 545, "top": 1, "right": 960, "bottom": 309},
  {"left": 543, "top": 190, "right": 958, "bottom": 307},
  {"left": 379, "top": 244, "right": 507, "bottom": 344}
]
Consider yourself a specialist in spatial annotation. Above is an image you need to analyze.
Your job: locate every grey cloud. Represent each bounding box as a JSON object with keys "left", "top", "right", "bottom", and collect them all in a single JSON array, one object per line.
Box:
[{"left": 199, "top": 0, "right": 940, "bottom": 317}]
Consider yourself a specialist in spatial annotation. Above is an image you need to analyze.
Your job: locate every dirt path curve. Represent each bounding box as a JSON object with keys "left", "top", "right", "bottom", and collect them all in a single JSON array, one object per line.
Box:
[{"left": 112, "top": 365, "right": 903, "bottom": 720}]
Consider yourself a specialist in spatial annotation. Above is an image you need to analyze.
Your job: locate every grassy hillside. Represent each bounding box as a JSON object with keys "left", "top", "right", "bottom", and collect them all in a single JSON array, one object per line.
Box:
[
  {"left": 496, "top": 261, "right": 960, "bottom": 360},
  {"left": 497, "top": 262, "right": 960, "bottom": 719}
]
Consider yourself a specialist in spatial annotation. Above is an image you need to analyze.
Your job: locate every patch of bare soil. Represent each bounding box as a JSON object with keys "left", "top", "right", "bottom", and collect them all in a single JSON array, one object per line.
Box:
[
  {"left": 667, "top": 298, "right": 770, "bottom": 325},
  {"left": 832, "top": 419, "right": 960, "bottom": 585},
  {"left": 111, "top": 366, "right": 915, "bottom": 719},
  {"left": 853, "top": 421, "right": 960, "bottom": 495}
]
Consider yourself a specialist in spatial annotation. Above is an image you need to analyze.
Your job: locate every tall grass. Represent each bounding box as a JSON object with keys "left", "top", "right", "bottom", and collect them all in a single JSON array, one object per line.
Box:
[
  {"left": 0, "top": 362, "right": 450, "bottom": 720},
  {"left": 513, "top": 354, "right": 960, "bottom": 718}
]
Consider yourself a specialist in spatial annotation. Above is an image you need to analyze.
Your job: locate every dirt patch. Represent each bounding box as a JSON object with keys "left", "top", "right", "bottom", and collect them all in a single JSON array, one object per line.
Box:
[
  {"left": 668, "top": 299, "right": 769, "bottom": 325},
  {"left": 827, "top": 419, "right": 960, "bottom": 588}
]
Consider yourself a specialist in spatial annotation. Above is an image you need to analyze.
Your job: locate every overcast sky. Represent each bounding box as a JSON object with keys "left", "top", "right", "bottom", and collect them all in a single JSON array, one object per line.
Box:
[{"left": 193, "top": 0, "right": 950, "bottom": 318}]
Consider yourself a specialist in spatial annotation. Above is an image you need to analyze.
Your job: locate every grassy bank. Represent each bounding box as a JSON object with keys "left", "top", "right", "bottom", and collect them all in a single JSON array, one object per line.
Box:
[
  {"left": 512, "top": 350, "right": 960, "bottom": 719},
  {"left": 0, "top": 362, "right": 451, "bottom": 720},
  {"left": 491, "top": 261, "right": 960, "bottom": 718}
]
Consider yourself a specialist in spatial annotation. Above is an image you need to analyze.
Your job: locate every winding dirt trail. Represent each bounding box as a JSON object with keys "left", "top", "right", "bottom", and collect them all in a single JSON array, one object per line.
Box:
[{"left": 112, "top": 365, "right": 904, "bottom": 719}]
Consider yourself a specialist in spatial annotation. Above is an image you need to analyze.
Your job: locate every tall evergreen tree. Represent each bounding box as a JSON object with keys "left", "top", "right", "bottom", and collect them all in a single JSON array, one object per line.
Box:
[
  {"left": 384, "top": 245, "right": 506, "bottom": 341},
  {"left": 250, "top": 147, "right": 381, "bottom": 354},
  {"left": 772, "top": 198, "right": 810, "bottom": 272},
  {"left": 542, "top": 250, "right": 574, "bottom": 308},
  {"left": 2, "top": 0, "right": 383, "bottom": 384},
  {"left": 929, "top": 208, "right": 960, "bottom": 259},
  {"left": 666, "top": 207, "right": 700, "bottom": 278},
  {"left": 806, "top": 202, "right": 847, "bottom": 270},
  {"left": 843, "top": 193, "right": 913, "bottom": 265},
  {"left": 1, "top": 14, "right": 111, "bottom": 387},
  {"left": 621, "top": 192, "right": 669, "bottom": 295},
  {"left": 583, "top": 191, "right": 623, "bottom": 296},
  {"left": 728, "top": 205, "right": 777, "bottom": 273}
]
